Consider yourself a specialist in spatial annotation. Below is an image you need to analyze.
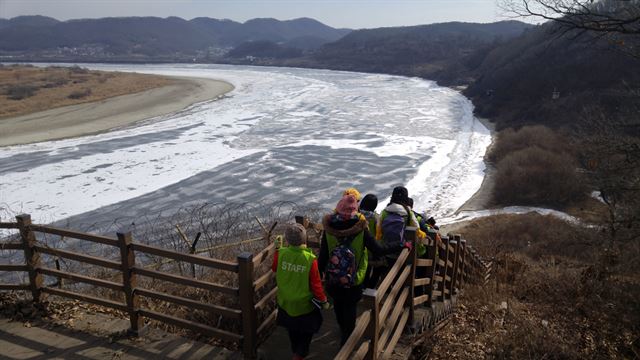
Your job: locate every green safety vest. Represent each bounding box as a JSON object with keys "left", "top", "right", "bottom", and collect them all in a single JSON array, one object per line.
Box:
[
  {"left": 276, "top": 246, "right": 316, "bottom": 317},
  {"left": 326, "top": 231, "right": 368, "bottom": 286},
  {"left": 363, "top": 212, "right": 377, "bottom": 236}
]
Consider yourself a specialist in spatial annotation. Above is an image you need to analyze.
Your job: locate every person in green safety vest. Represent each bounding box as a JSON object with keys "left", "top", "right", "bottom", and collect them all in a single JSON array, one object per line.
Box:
[
  {"left": 272, "top": 223, "right": 329, "bottom": 360},
  {"left": 319, "top": 192, "right": 410, "bottom": 346}
]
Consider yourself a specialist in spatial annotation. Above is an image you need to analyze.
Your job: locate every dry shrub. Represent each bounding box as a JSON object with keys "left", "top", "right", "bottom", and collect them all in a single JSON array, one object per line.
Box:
[
  {"left": 494, "top": 147, "right": 587, "bottom": 207},
  {"left": 451, "top": 214, "right": 640, "bottom": 359},
  {"left": 6, "top": 84, "right": 37, "bottom": 100},
  {"left": 458, "top": 213, "right": 598, "bottom": 262},
  {"left": 67, "top": 88, "right": 92, "bottom": 99},
  {"left": 68, "top": 65, "right": 89, "bottom": 74},
  {"left": 486, "top": 310, "right": 581, "bottom": 360},
  {"left": 489, "top": 125, "right": 570, "bottom": 163}
]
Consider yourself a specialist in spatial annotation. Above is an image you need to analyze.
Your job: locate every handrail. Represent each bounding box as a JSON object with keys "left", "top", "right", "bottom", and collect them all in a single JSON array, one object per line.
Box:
[
  {"left": 0, "top": 222, "right": 18, "bottom": 229},
  {"left": 131, "top": 243, "right": 238, "bottom": 272},
  {"left": 38, "top": 267, "right": 124, "bottom": 291},
  {"left": 135, "top": 288, "right": 241, "bottom": 319},
  {"left": 133, "top": 267, "right": 239, "bottom": 296},
  {"left": 0, "top": 284, "right": 30, "bottom": 290},
  {"left": 30, "top": 224, "right": 119, "bottom": 247},
  {"left": 34, "top": 245, "right": 122, "bottom": 270},
  {"left": 0, "top": 264, "right": 28, "bottom": 271},
  {"left": 139, "top": 309, "right": 243, "bottom": 343},
  {"left": 378, "top": 287, "right": 410, "bottom": 351},
  {"left": 254, "top": 271, "right": 275, "bottom": 292},
  {"left": 376, "top": 248, "right": 409, "bottom": 298},
  {"left": 0, "top": 243, "right": 23, "bottom": 250},
  {"left": 379, "top": 265, "right": 410, "bottom": 321},
  {"left": 257, "top": 308, "right": 278, "bottom": 335},
  {"left": 381, "top": 310, "right": 409, "bottom": 360},
  {"left": 41, "top": 287, "right": 128, "bottom": 312},
  {"left": 253, "top": 242, "right": 275, "bottom": 267},
  {"left": 335, "top": 310, "right": 371, "bottom": 360},
  {"left": 255, "top": 286, "right": 277, "bottom": 311}
]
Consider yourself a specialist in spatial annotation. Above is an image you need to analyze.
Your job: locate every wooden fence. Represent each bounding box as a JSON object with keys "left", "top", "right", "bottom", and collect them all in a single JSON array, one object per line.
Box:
[
  {"left": 0, "top": 214, "right": 490, "bottom": 359},
  {"left": 0, "top": 214, "right": 277, "bottom": 359}
]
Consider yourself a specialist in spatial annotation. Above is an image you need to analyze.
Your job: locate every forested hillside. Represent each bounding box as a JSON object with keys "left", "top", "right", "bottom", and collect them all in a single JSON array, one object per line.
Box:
[{"left": 464, "top": 21, "right": 640, "bottom": 133}]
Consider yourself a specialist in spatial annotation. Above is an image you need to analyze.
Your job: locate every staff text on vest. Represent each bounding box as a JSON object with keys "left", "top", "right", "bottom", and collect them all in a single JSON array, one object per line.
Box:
[{"left": 281, "top": 261, "right": 306, "bottom": 273}]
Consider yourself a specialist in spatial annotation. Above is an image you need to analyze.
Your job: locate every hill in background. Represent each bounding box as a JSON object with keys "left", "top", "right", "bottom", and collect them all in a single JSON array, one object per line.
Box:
[{"left": 0, "top": 16, "right": 350, "bottom": 61}]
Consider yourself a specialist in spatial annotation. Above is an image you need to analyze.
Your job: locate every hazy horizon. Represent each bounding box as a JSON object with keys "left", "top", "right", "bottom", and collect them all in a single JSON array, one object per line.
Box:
[{"left": 0, "top": 0, "right": 521, "bottom": 29}]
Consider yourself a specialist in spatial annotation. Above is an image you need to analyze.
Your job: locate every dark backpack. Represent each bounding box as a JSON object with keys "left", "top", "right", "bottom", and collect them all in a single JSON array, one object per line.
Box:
[
  {"left": 382, "top": 212, "right": 407, "bottom": 248},
  {"left": 325, "top": 238, "right": 357, "bottom": 288}
]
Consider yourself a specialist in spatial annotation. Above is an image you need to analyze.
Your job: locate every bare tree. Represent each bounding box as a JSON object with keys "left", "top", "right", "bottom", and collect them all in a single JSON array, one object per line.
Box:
[
  {"left": 500, "top": 0, "right": 640, "bottom": 34},
  {"left": 500, "top": 0, "right": 640, "bottom": 56}
]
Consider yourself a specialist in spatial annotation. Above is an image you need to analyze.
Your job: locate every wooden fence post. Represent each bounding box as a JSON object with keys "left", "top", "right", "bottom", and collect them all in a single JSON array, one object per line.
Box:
[
  {"left": 424, "top": 230, "right": 438, "bottom": 308},
  {"left": 445, "top": 236, "right": 455, "bottom": 300},
  {"left": 16, "top": 214, "right": 43, "bottom": 303},
  {"left": 405, "top": 227, "right": 417, "bottom": 328},
  {"left": 117, "top": 231, "right": 144, "bottom": 335},
  {"left": 437, "top": 236, "right": 449, "bottom": 302},
  {"left": 363, "top": 288, "right": 379, "bottom": 360},
  {"left": 238, "top": 252, "right": 257, "bottom": 359},
  {"left": 451, "top": 235, "right": 461, "bottom": 296},
  {"left": 458, "top": 239, "right": 467, "bottom": 290}
]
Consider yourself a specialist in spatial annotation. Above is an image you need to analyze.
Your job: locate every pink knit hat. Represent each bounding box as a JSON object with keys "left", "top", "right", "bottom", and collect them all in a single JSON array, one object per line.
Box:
[{"left": 335, "top": 194, "right": 358, "bottom": 219}]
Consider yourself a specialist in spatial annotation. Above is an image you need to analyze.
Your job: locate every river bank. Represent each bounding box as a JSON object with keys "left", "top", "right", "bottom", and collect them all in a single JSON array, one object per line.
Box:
[{"left": 0, "top": 76, "right": 234, "bottom": 147}]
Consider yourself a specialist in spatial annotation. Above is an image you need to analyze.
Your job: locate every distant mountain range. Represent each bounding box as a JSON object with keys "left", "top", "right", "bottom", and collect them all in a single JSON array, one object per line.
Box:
[
  {"left": 221, "top": 21, "right": 534, "bottom": 84},
  {"left": 0, "top": 15, "right": 350, "bottom": 59},
  {"left": 2, "top": 15, "right": 636, "bottom": 136}
]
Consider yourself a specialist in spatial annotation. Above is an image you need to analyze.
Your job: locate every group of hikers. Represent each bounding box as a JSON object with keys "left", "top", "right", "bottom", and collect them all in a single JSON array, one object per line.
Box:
[{"left": 272, "top": 186, "right": 442, "bottom": 359}]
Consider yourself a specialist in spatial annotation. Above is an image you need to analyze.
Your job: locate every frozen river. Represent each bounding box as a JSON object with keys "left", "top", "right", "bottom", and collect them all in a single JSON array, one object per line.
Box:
[{"left": 0, "top": 64, "right": 491, "bottom": 227}]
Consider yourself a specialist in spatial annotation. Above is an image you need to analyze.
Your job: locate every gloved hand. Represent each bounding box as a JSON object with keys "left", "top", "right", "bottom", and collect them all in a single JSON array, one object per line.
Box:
[
  {"left": 312, "top": 298, "right": 333, "bottom": 310},
  {"left": 403, "top": 241, "right": 413, "bottom": 250},
  {"left": 275, "top": 235, "right": 284, "bottom": 248}
]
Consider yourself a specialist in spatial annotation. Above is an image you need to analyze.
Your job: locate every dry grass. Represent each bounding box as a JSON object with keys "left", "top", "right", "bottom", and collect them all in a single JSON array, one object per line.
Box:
[
  {"left": 0, "top": 65, "right": 173, "bottom": 118},
  {"left": 422, "top": 213, "right": 640, "bottom": 360},
  {"left": 488, "top": 125, "right": 589, "bottom": 209}
]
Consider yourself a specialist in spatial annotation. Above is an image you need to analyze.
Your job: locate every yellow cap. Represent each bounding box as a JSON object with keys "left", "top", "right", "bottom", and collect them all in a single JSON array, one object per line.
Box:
[{"left": 343, "top": 187, "right": 361, "bottom": 201}]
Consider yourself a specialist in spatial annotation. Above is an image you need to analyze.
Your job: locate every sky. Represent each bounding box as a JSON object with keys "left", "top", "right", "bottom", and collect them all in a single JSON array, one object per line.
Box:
[{"left": 0, "top": 0, "right": 508, "bottom": 29}]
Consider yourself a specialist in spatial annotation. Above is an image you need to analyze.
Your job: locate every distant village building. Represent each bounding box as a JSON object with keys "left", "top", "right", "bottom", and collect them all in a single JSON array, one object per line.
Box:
[{"left": 552, "top": 87, "right": 560, "bottom": 100}]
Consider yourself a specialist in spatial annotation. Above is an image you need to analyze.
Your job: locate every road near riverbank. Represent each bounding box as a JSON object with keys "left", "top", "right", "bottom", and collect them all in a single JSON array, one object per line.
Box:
[{"left": 0, "top": 77, "right": 234, "bottom": 147}]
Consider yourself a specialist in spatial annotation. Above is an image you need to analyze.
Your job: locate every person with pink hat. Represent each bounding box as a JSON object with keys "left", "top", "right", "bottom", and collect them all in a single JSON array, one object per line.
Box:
[{"left": 318, "top": 190, "right": 411, "bottom": 346}]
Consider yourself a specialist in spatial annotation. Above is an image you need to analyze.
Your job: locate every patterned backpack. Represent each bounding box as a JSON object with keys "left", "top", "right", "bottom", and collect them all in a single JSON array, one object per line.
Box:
[{"left": 325, "top": 239, "right": 357, "bottom": 288}]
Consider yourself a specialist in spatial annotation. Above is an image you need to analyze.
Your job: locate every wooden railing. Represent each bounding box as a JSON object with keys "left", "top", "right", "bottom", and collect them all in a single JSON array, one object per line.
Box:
[
  {"left": 0, "top": 214, "right": 278, "bottom": 359},
  {"left": 1, "top": 214, "right": 490, "bottom": 359},
  {"left": 293, "top": 217, "right": 491, "bottom": 360}
]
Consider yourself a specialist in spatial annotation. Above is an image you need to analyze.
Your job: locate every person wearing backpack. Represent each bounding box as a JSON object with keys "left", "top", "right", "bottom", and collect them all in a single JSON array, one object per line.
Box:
[
  {"left": 369, "top": 187, "right": 427, "bottom": 288},
  {"left": 319, "top": 192, "right": 409, "bottom": 345},
  {"left": 360, "top": 194, "right": 383, "bottom": 289},
  {"left": 273, "top": 223, "right": 329, "bottom": 360}
]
